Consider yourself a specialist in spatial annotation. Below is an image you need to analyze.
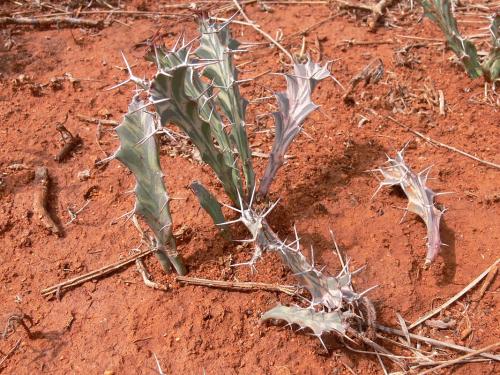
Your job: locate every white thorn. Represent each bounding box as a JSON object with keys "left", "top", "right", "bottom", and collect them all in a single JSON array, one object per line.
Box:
[{"left": 261, "top": 198, "right": 281, "bottom": 218}]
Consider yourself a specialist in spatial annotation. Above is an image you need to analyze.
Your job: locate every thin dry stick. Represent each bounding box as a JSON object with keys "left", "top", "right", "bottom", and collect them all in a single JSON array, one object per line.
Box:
[
  {"left": 29, "top": 10, "right": 192, "bottom": 19},
  {"left": 176, "top": 276, "right": 298, "bottom": 296},
  {"left": 0, "top": 338, "right": 21, "bottom": 369},
  {"left": 409, "top": 258, "right": 500, "bottom": 329},
  {"left": 376, "top": 324, "right": 500, "bottom": 361},
  {"left": 76, "top": 114, "right": 119, "bottom": 126},
  {"left": 231, "top": 0, "right": 294, "bottom": 62},
  {"left": 477, "top": 262, "right": 498, "bottom": 299},
  {"left": 346, "top": 328, "right": 408, "bottom": 369},
  {"left": 396, "top": 34, "right": 444, "bottom": 42},
  {"left": 41, "top": 249, "right": 155, "bottom": 296},
  {"left": 0, "top": 16, "right": 103, "bottom": 28},
  {"left": 337, "top": 39, "right": 394, "bottom": 47},
  {"left": 386, "top": 116, "right": 500, "bottom": 170},
  {"left": 418, "top": 342, "right": 500, "bottom": 375}
]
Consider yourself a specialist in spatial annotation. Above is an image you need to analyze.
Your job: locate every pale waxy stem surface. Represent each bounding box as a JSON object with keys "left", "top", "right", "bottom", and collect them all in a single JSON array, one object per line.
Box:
[
  {"left": 258, "top": 60, "right": 330, "bottom": 197},
  {"left": 374, "top": 146, "right": 445, "bottom": 265},
  {"left": 113, "top": 98, "right": 186, "bottom": 275}
]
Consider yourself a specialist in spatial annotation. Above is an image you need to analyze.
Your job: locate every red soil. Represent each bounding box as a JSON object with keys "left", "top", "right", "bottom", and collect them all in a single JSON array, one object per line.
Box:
[{"left": 0, "top": 1, "right": 498, "bottom": 374}]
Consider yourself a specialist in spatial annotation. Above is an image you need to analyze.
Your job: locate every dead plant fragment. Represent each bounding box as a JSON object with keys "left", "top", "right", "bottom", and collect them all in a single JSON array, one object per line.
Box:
[
  {"left": 54, "top": 123, "right": 82, "bottom": 162},
  {"left": 373, "top": 144, "right": 446, "bottom": 265},
  {"left": 33, "top": 166, "right": 60, "bottom": 236},
  {"left": 337, "top": 0, "right": 399, "bottom": 31},
  {"left": 343, "top": 58, "right": 384, "bottom": 105}
]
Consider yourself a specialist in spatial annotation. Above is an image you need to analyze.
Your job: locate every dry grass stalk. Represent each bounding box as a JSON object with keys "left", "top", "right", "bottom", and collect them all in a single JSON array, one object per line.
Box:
[
  {"left": 176, "top": 276, "right": 298, "bottom": 296},
  {"left": 231, "top": 0, "right": 294, "bottom": 62},
  {"left": 0, "top": 16, "right": 103, "bottom": 28},
  {"left": 376, "top": 324, "right": 500, "bottom": 361},
  {"left": 41, "top": 249, "right": 156, "bottom": 297},
  {"left": 418, "top": 341, "right": 500, "bottom": 374},
  {"left": 409, "top": 258, "right": 500, "bottom": 329},
  {"left": 386, "top": 115, "right": 500, "bottom": 170}
]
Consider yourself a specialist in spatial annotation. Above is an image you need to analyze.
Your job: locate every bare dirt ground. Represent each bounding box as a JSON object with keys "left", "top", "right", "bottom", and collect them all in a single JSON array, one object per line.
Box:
[{"left": 0, "top": 1, "right": 499, "bottom": 374}]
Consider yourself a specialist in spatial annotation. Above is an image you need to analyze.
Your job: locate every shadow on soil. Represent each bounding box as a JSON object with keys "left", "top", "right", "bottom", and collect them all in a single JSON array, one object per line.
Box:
[
  {"left": 286, "top": 140, "right": 386, "bottom": 219},
  {"left": 437, "top": 218, "right": 456, "bottom": 285}
]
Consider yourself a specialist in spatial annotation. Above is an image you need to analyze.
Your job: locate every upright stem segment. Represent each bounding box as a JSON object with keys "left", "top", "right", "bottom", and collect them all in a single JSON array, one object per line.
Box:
[{"left": 114, "top": 98, "right": 186, "bottom": 275}]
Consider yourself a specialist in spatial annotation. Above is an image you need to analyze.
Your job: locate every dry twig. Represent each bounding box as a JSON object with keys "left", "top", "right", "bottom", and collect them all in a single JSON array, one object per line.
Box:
[
  {"left": 41, "top": 249, "right": 155, "bottom": 297},
  {"left": 418, "top": 341, "right": 500, "bottom": 374},
  {"left": 0, "top": 16, "right": 103, "bottom": 28},
  {"left": 337, "top": 39, "right": 393, "bottom": 47},
  {"left": 231, "top": 0, "right": 294, "bottom": 62},
  {"left": 33, "top": 167, "right": 60, "bottom": 236},
  {"left": 477, "top": 261, "right": 498, "bottom": 300},
  {"left": 409, "top": 258, "right": 500, "bottom": 329},
  {"left": 176, "top": 276, "right": 298, "bottom": 296},
  {"left": 386, "top": 116, "right": 500, "bottom": 170},
  {"left": 376, "top": 324, "right": 500, "bottom": 361}
]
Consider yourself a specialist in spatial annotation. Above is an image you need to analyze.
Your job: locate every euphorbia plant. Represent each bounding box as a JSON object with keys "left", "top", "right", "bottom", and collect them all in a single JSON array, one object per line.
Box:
[
  {"left": 373, "top": 145, "right": 446, "bottom": 265},
  {"left": 420, "top": 0, "right": 499, "bottom": 82},
  {"left": 111, "top": 19, "right": 375, "bottom": 345}
]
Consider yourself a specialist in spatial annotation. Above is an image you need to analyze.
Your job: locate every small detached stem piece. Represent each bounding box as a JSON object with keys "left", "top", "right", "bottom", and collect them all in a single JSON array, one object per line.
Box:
[
  {"left": 41, "top": 249, "right": 156, "bottom": 297},
  {"left": 373, "top": 145, "right": 445, "bottom": 265},
  {"left": 54, "top": 124, "right": 82, "bottom": 162},
  {"left": 33, "top": 167, "right": 61, "bottom": 236}
]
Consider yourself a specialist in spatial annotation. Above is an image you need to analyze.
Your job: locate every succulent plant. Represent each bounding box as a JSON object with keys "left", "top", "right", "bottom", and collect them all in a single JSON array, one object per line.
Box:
[
  {"left": 420, "top": 0, "right": 499, "bottom": 81},
  {"left": 112, "top": 19, "right": 374, "bottom": 344},
  {"left": 261, "top": 305, "right": 352, "bottom": 346},
  {"left": 112, "top": 97, "right": 186, "bottom": 275},
  {"left": 373, "top": 146, "right": 446, "bottom": 265},
  {"left": 258, "top": 60, "right": 330, "bottom": 198}
]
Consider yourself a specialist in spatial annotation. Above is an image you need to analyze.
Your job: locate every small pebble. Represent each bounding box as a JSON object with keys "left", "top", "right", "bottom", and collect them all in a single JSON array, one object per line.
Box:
[{"left": 78, "top": 169, "right": 90, "bottom": 181}]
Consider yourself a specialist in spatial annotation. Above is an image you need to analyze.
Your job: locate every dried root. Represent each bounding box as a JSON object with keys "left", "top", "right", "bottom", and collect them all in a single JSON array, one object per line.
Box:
[
  {"left": 54, "top": 124, "right": 82, "bottom": 163},
  {"left": 338, "top": 0, "right": 398, "bottom": 31},
  {"left": 33, "top": 167, "right": 61, "bottom": 236},
  {"left": 0, "top": 16, "right": 103, "bottom": 29}
]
